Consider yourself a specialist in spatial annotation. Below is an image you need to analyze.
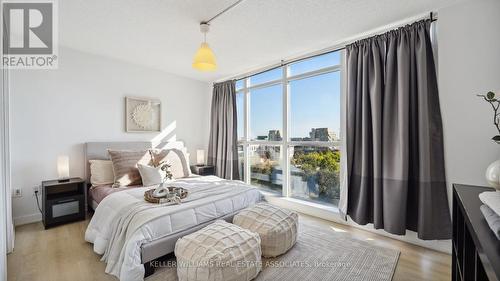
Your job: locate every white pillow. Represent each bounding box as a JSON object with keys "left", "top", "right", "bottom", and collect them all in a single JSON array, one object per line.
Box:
[
  {"left": 89, "top": 160, "right": 114, "bottom": 186},
  {"left": 137, "top": 164, "right": 166, "bottom": 187},
  {"left": 150, "top": 148, "right": 191, "bottom": 179}
]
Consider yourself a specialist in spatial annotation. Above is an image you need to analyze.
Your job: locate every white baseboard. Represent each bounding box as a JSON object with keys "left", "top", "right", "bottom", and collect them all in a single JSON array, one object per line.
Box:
[
  {"left": 13, "top": 198, "right": 451, "bottom": 253},
  {"left": 13, "top": 213, "right": 42, "bottom": 226},
  {"left": 264, "top": 195, "right": 452, "bottom": 254}
]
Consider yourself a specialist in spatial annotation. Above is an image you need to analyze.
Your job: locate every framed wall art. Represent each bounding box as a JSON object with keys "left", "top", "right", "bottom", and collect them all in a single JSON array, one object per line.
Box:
[{"left": 125, "top": 97, "right": 161, "bottom": 132}]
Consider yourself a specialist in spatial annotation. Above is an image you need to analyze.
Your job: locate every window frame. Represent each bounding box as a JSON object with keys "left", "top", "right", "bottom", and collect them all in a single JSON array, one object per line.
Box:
[{"left": 236, "top": 50, "right": 344, "bottom": 202}]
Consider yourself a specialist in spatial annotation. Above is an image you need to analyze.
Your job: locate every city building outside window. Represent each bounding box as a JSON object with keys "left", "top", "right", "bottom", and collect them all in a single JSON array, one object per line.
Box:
[{"left": 236, "top": 51, "right": 342, "bottom": 206}]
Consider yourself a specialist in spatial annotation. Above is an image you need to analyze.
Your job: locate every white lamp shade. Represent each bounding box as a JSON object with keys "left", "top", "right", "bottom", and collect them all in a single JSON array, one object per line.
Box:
[
  {"left": 57, "top": 156, "right": 70, "bottom": 179},
  {"left": 196, "top": 150, "right": 205, "bottom": 165}
]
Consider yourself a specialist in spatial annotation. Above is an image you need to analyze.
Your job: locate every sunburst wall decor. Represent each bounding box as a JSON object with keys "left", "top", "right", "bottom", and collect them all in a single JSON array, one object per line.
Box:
[{"left": 125, "top": 97, "right": 161, "bottom": 132}]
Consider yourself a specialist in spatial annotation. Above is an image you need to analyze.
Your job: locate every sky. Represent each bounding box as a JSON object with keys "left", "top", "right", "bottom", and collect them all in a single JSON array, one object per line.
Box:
[{"left": 236, "top": 51, "right": 341, "bottom": 140}]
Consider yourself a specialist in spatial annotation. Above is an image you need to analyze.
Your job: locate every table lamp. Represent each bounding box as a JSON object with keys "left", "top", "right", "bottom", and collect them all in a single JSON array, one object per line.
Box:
[
  {"left": 196, "top": 149, "right": 205, "bottom": 166},
  {"left": 57, "top": 155, "right": 70, "bottom": 182}
]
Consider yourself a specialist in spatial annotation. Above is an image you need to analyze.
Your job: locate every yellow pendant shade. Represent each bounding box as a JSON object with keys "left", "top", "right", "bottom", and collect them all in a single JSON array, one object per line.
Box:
[{"left": 192, "top": 42, "right": 217, "bottom": 71}]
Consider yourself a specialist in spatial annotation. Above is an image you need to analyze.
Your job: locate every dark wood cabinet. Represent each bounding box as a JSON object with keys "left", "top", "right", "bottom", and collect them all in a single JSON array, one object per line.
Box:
[
  {"left": 190, "top": 165, "right": 215, "bottom": 176},
  {"left": 42, "top": 178, "right": 86, "bottom": 229},
  {"left": 453, "top": 184, "right": 500, "bottom": 281}
]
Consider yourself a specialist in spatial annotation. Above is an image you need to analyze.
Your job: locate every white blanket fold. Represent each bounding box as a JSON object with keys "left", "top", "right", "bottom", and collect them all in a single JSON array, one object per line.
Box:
[{"left": 85, "top": 176, "right": 262, "bottom": 281}]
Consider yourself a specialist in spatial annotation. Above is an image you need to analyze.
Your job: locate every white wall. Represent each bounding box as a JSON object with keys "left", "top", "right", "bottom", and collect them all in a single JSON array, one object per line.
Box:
[
  {"left": 10, "top": 47, "right": 211, "bottom": 224},
  {"left": 439, "top": 0, "right": 500, "bottom": 199}
]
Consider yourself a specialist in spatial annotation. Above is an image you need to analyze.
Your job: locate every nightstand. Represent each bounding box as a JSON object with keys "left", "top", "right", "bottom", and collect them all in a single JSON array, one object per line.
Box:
[
  {"left": 190, "top": 165, "right": 215, "bottom": 176},
  {"left": 41, "top": 177, "right": 86, "bottom": 229}
]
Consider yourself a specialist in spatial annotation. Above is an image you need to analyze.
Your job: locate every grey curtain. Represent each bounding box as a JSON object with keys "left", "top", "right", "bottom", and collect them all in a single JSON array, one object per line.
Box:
[
  {"left": 346, "top": 20, "right": 451, "bottom": 240},
  {"left": 208, "top": 80, "right": 240, "bottom": 180}
]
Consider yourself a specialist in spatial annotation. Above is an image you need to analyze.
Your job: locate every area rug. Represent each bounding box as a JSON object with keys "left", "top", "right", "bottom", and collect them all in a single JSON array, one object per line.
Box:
[{"left": 147, "top": 219, "right": 400, "bottom": 281}]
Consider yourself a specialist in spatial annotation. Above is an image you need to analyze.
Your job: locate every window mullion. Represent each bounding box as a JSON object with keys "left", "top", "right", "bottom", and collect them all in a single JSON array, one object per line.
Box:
[
  {"left": 282, "top": 66, "right": 290, "bottom": 198},
  {"left": 244, "top": 79, "right": 250, "bottom": 184}
]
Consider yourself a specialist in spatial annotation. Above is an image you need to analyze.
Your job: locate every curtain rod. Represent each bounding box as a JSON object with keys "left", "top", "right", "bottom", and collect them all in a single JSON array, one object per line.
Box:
[
  {"left": 204, "top": 0, "right": 246, "bottom": 24},
  {"left": 307, "top": 12, "right": 438, "bottom": 57},
  {"left": 216, "top": 11, "right": 437, "bottom": 83}
]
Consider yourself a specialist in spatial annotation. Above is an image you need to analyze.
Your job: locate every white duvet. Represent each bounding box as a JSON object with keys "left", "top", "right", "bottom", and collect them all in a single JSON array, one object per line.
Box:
[{"left": 85, "top": 176, "right": 262, "bottom": 281}]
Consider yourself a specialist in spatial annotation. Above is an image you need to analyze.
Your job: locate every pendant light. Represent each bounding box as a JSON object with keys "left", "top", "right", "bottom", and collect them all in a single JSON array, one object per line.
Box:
[
  {"left": 192, "top": 23, "right": 217, "bottom": 71},
  {"left": 191, "top": 0, "right": 246, "bottom": 72}
]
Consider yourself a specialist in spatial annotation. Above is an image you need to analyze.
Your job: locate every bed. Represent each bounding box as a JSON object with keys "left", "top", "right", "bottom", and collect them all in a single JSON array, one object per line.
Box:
[
  {"left": 84, "top": 141, "right": 262, "bottom": 281},
  {"left": 84, "top": 141, "right": 186, "bottom": 211}
]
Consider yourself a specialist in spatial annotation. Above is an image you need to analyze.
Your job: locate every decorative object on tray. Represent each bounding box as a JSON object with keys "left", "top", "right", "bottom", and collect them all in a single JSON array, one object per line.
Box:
[
  {"left": 125, "top": 96, "right": 161, "bottom": 132},
  {"left": 478, "top": 90, "right": 500, "bottom": 190},
  {"left": 144, "top": 186, "right": 188, "bottom": 204},
  {"left": 148, "top": 150, "right": 173, "bottom": 193},
  {"left": 144, "top": 153, "right": 184, "bottom": 204},
  {"left": 150, "top": 148, "right": 192, "bottom": 178}
]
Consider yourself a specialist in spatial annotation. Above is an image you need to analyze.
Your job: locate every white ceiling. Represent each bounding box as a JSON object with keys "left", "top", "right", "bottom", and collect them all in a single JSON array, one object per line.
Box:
[{"left": 59, "top": 0, "right": 460, "bottom": 82}]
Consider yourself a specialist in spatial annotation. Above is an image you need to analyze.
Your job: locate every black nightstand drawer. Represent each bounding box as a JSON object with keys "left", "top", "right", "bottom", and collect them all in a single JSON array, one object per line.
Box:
[
  {"left": 190, "top": 165, "right": 215, "bottom": 176},
  {"left": 45, "top": 194, "right": 85, "bottom": 227}
]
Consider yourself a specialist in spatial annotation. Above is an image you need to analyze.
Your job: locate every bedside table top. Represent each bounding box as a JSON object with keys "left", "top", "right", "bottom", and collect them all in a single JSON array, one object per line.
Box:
[
  {"left": 190, "top": 165, "right": 215, "bottom": 176},
  {"left": 42, "top": 177, "right": 85, "bottom": 186},
  {"left": 191, "top": 164, "right": 214, "bottom": 168}
]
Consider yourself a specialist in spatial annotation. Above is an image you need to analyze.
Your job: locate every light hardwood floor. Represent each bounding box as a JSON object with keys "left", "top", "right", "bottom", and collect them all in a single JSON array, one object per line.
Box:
[{"left": 7, "top": 214, "right": 451, "bottom": 281}]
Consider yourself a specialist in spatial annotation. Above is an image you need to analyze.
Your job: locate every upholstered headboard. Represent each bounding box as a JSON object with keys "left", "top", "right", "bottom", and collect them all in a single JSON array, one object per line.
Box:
[{"left": 84, "top": 141, "right": 186, "bottom": 183}]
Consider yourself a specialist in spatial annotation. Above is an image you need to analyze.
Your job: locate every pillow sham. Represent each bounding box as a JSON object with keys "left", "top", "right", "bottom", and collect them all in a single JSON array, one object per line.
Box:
[
  {"left": 137, "top": 164, "right": 166, "bottom": 187},
  {"left": 150, "top": 148, "right": 191, "bottom": 179},
  {"left": 108, "top": 149, "right": 152, "bottom": 187},
  {"left": 89, "top": 160, "right": 114, "bottom": 187}
]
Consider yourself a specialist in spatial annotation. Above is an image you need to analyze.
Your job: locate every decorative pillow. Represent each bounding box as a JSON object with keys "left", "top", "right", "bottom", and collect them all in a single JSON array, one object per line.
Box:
[
  {"left": 89, "top": 160, "right": 114, "bottom": 187},
  {"left": 137, "top": 164, "right": 166, "bottom": 187},
  {"left": 108, "top": 149, "right": 152, "bottom": 187},
  {"left": 150, "top": 148, "right": 191, "bottom": 179}
]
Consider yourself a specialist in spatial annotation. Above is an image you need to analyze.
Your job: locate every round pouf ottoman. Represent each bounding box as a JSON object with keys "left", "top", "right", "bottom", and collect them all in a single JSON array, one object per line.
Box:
[
  {"left": 233, "top": 203, "right": 298, "bottom": 258},
  {"left": 174, "top": 220, "right": 262, "bottom": 281}
]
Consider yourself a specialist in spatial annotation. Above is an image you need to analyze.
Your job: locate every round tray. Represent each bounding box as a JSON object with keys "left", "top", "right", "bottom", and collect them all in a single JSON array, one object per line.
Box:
[{"left": 144, "top": 186, "right": 188, "bottom": 204}]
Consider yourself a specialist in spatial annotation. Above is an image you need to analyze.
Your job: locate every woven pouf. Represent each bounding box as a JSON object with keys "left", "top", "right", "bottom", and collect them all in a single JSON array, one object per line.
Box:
[
  {"left": 175, "top": 220, "right": 262, "bottom": 281},
  {"left": 233, "top": 203, "right": 298, "bottom": 258}
]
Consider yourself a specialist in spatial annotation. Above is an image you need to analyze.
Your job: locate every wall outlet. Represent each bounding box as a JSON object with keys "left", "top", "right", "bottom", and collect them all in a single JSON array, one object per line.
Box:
[
  {"left": 32, "top": 185, "right": 41, "bottom": 196},
  {"left": 13, "top": 188, "right": 22, "bottom": 197}
]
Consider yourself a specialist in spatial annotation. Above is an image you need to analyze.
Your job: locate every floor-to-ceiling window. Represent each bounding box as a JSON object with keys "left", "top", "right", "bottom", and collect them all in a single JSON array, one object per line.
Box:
[{"left": 236, "top": 51, "right": 342, "bottom": 206}]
